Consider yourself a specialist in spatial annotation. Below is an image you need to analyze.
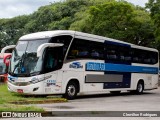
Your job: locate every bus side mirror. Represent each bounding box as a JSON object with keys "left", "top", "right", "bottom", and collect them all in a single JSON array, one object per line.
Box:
[
  {"left": 1, "top": 45, "right": 16, "bottom": 53},
  {"left": 4, "top": 54, "right": 11, "bottom": 66},
  {"left": 37, "top": 43, "right": 64, "bottom": 57}
]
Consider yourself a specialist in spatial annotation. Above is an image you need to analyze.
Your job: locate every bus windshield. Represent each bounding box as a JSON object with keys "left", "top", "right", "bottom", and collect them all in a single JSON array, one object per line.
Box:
[
  {"left": 10, "top": 39, "right": 49, "bottom": 76},
  {"left": 0, "top": 58, "right": 7, "bottom": 74}
]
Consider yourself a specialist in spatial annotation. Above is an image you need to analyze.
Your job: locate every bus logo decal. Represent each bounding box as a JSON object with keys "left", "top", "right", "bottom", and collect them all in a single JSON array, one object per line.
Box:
[
  {"left": 86, "top": 62, "right": 158, "bottom": 74},
  {"left": 46, "top": 80, "right": 56, "bottom": 87},
  {"left": 69, "top": 62, "right": 83, "bottom": 69},
  {"left": 86, "top": 62, "right": 105, "bottom": 71}
]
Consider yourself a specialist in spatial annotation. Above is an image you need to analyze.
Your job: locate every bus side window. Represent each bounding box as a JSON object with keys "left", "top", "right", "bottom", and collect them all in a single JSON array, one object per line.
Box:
[
  {"left": 119, "top": 53, "right": 125, "bottom": 60},
  {"left": 106, "top": 45, "right": 117, "bottom": 61},
  {"left": 44, "top": 47, "right": 63, "bottom": 73},
  {"left": 131, "top": 48, "right": 158, "bottom": 65},
  {"left": 124, "top": 56, "right": 131, "bottom": 61},
  {"left": 5, "top": 48, "right": 14, "bottom": 53},
  {"left": 150, "top": 52, "right": 158, "bottom": 64},
  {"left": 91, "top": 50, "right": 100, "bottom": 57},
  {"left": 45, "top": 49, "right": 57, "bottom": 72},
  {"left": 50, "top": 35, "right": 72, "bottom": 59},
  {"left": 67, "top": 38, "right": 88, "bottom": 59},
  {"left": 90, "top": 42, "right": 104, "bottom": 60},
  {"left": 107, "top": 51, "right": 117, "bottom": 60},
  {"left": 151, "top": 58, "right": 156, "bottom": 64},
  {"left": 46, "top": 53, "right": 56, "bottom": 69},
  {"left": 67, "top": 38, "right": 104, "bottom": 60},
  {"left": 70, "top": 50, "right": 79, "bottom": 58},
  {"left": 133, "top": 57, "right": 139, "bottom": 62},
  {"left": 144, "top": 58, "right": 151, "bottom": 64},
  {"left": 78, "top": 50, "right": 89, "bottom": 57}
]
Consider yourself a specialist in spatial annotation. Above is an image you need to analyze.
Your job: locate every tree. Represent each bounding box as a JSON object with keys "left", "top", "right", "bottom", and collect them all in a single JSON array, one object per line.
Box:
[
  {"left": 70, "top": 1, "right": 155, "bottom": 47},
  {"left": 0, "top": 0, "right": 155, "bottom": 49},
  {"left": 146, "top": 0, "right": 160, "bottom": 49},
  {"left": 0, "top": 15, "right": 29, "bottom": 47}
]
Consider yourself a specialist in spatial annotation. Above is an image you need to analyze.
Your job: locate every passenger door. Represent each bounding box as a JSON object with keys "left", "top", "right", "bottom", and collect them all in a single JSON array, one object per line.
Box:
[{"left": 43, "top": 47, "right": 63, "bottom": 93}]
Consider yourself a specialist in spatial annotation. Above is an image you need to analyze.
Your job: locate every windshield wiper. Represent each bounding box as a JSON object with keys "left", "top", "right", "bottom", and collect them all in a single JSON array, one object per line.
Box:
[{"left": 12, "top": 55, "right": 25, "bottom": 74}]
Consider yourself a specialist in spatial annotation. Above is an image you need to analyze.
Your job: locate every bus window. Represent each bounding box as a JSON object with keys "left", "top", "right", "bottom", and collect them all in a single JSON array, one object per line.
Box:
[
  {"left": 50, "top": 35, "right": 72, "bottom": 58},
  {"left": 107, "top": 50, "right": 117, "bottom": 60},
  {"left": 105, "top": 43, "right": 132, "bottom": 64},
  {"left": 132, "top": 48, "right": 158, "bottom": 64},
  {"left": 5, "top": 48, "right": 14, "bottom": 53},
  {"left": 0, "top": 58, "right": 7, "bottom": 74},
  {"left": 43, "top": 47, "right": 63, "bottom": 73},
  {"left": 91, "top": 50, "right": 100, "bottom": 57},
  {"left": 67, "top": 38, "right": 104, "bottom": 60}
]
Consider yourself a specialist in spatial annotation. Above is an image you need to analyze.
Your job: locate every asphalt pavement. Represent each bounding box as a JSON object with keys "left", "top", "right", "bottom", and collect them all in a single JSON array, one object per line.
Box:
[
  {"left": 2, "top": 88, "right": 160, "bottom": 120},
  {"left": 36, "top": 88, "right": 160, "bottom": 111}
]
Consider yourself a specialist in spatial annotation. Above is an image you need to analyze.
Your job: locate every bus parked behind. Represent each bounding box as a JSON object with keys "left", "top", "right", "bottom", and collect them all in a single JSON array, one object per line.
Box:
[{"left": 0, "top": 45, "right": 15, "bottom": 82}]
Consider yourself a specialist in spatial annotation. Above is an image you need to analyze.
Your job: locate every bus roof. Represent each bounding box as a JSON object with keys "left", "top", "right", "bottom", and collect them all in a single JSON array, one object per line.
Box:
[
  {"left": 19, "top": 30, "right": 158, "bottom": 52},
  {"left": 19, "top": 30, "right": 76, "bottom": 40}
]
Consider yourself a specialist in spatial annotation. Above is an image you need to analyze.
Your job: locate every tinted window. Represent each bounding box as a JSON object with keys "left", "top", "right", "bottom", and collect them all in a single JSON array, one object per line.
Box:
[
  {"left": 105, "top": 43, "right": 132, "bottom": 64},
  {"left": 132, "top": 48, "right": 158, "bottom": 64},
  {"left": 67, "top": 38, "right": 104, "bottom": 60},
  {"left": 43, "top": 47, "right": 63, "bottom": 73},
  {"left": 5, "top": 48, "right": 14, "bottom": 53},
  {"left": 105, "top": 42, "right": 158, "bottom": 65},
  {"left": 0, "top": 58, "right": 7, "bottom": 74},
  {"left": 50, "top": 35, "right": 72, "bottom": 59}
]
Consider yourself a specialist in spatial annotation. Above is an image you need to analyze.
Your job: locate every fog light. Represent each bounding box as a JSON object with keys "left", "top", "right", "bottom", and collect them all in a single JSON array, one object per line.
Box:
[{"left": 33, "top": 87, "right": 39, "bottom": 92}]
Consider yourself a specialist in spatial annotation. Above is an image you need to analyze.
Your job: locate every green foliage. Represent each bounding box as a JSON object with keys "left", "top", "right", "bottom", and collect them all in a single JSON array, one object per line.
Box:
[
  {"left": 0, "top": 0, "right": 156, "bottom": 49},
  {"left": 0, "top": 104, "right": 44, "bottom": 112},
  {"left": 70, "top": 1, "right": 154, "bottom": 47},
  {"left": 146, "top": 0, "right": 160, "bottom": 50},
  {"left": 49, "top": 17, "right": 73, "bottom": 30},
  {"left": 0, "top": 84, "right": 67, "bottom": 111},
  {"left": 0, "top": 84, "right": 43, "bottom": 111},
  {"left": 0, "top": 15, "right": 29, "bottom": 48}
]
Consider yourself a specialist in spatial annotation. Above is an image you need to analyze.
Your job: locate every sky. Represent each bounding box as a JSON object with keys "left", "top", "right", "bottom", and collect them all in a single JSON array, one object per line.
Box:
[
  {"left": 0, "top": 0, "right": 148, "bottom": 19},
  {"left": 127, "top": 0, "right": 148, "bottom": 7}
]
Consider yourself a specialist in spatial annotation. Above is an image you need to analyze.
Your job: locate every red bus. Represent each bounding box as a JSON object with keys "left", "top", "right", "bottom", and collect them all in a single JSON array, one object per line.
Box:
[
  {"left": 0, "top": 45, "right": 15, "bottom": 82},
  {"left": 0, "top": 53, "right": 11, "bottom": 82}
]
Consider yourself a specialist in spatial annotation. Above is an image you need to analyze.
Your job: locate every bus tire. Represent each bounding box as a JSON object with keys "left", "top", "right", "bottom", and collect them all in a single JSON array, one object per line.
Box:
[
  {"left": 136, "top": 81, "right": 144, "bottom": 94},
  {"left": 110, "top": 91, "right": 121, "bottom": 94},
  {"left": 64, "top": 82, "right": 78, "bottom": 100}
]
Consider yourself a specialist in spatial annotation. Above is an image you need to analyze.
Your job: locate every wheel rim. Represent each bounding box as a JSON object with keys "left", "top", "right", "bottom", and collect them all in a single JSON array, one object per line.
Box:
[
  {"left": 137, "top": 83, "right": 143, "bottom": 92},
  {"left": 67, "top": 85, "right": 76, "bottom": 97}
]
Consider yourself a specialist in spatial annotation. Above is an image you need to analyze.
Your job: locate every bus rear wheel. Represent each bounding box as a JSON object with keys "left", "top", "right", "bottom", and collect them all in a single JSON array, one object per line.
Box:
[
  {"left": 136, "top": 81, "right": 144, "bottom": 94},
  {"left": 130, "top": 81, "right": 144, "bottom": 94},
  {"left": 64, "top": 82, "right": 78, "bottom": 100}
]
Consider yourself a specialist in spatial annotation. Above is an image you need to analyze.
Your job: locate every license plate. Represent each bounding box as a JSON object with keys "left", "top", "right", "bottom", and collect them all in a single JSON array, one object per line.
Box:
[{"left": 17, "top": 89, "right": 23, "bottom": 93}]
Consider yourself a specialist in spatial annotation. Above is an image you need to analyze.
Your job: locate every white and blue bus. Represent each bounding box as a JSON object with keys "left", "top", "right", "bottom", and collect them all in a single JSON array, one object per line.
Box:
[{"left": 7, "top": 30, "right": 159, "bottom": 99}]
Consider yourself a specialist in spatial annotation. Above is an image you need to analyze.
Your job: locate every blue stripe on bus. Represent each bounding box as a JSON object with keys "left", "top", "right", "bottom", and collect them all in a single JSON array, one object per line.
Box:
[{"left": 86, "top": 62, "right": 158, "bottom": 74}]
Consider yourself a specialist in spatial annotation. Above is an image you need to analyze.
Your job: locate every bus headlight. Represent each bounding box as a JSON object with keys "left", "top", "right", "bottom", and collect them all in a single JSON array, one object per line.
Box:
[{"left": 8, "top": 79, "right": 14, "bottom": 84}]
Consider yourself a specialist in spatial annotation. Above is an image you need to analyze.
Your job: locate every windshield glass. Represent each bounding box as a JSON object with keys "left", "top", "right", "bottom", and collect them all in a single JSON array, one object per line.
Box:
[
  {"left": 10, "top": 39, "right": 49, "bottom": 76},
  {"left": 0, "top": 58, "right": 7, "bottom": 74}
]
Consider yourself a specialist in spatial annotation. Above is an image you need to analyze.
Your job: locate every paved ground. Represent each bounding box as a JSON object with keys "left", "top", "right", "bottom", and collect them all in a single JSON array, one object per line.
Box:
[
  {"left": 2, "top": 88, "right": 160, "bottom": 120},
  {"left": 36, "top": 88, "right": 160, "bottom": 111}
]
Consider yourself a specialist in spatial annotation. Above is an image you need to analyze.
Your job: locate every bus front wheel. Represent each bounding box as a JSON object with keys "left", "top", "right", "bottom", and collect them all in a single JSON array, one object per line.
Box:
[{"left": 63, "top": 82, "right": 78, "bottom": 100}]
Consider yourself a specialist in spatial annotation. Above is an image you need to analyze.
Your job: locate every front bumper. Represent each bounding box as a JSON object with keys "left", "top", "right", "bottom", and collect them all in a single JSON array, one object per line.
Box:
[{"left": 7, "top": 81, "right": 45, "bottom": 95}]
